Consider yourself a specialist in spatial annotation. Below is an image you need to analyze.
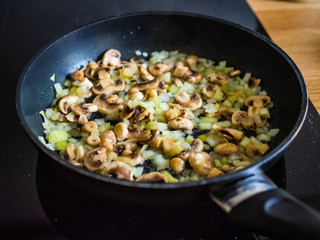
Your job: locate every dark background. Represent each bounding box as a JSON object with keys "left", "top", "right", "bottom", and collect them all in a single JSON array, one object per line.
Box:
[{"left": 1, "top": 0, "right": 319, "bottom": 239}]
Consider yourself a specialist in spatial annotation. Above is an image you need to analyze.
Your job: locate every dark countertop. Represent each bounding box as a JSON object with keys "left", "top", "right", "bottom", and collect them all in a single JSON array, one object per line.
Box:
[{"left": 1, "top": 0, "right": 319, "bottom": 239}]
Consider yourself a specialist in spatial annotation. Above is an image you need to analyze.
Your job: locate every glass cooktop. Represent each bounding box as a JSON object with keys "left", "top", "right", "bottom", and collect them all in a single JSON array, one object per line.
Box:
[{"left": 1, "top": 0, "right": 319, "bottom": 239}]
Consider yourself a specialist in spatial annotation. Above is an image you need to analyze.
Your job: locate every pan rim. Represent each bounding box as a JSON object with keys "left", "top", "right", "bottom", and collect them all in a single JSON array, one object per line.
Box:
[{"left": 16, "top": 11, "right": 308, "bottom": 190}]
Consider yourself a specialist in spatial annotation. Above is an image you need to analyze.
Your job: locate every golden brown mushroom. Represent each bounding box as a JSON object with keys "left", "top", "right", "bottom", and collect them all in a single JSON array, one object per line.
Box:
[
  {"left": 105, "top": 161, "right": 133, "bottom": 181},
  {"left": 83, "top": 148, "right": 107, "bottom": 171},
  {"left": 189, "top": 152, "right": 215, "bottom": 177},
  {"left": 138, "top": 129, "right": 159, "bottom": 145},
  {"left": 93, "top": 94, "right": 124, "bottom": 114},
  {"left": 177, "top": 138, "right": 204, "bottom": 161},
  {"left": 231, "top": 110, "right": 255, "bottom": 130},
  {"left": 168, "top": 92, "right": 202, "bottom": 111},
  {"left": 101, "top": 49, "right": 121, "bottom": 67},
  {"left": 168, "top": 117, "right": 194, "bottom": 130},
  {"left": 202, "top": 84, "right": 221, "bottom": 98},
  {"left": 185, "top": 55, "right": 198, "bottom": 70},
  {"left": 214, "top": 143, "right": 239, "bottom": 155},
  {"left": 245, "top": 95, "right": 271, "bottom": 108},
  {"left": 57, "top": 95, "right": 80, "bottom": 114},
  {"left": 136, "top": 172, "right": 168, "bottom": 183},
  {"left": 92, "top": 79, "right": 125, "bottom": 95},
  {"left": 70, "top": 103, "right": 98, "bottom": 116},
  {"left": 248, "top": 77, "right": 261, "bottom": 88},
  {"left": 148, "top": 62, "right": 171, "bottom": 76},
  {"left": 173, "top": 61, "right": 189, "bottom": 77}
]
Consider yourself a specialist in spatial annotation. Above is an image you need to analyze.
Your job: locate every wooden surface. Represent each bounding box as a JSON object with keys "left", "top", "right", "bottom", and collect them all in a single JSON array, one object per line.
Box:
[{"left": 247, "top": 0, "right": 320, "bottom": 113}]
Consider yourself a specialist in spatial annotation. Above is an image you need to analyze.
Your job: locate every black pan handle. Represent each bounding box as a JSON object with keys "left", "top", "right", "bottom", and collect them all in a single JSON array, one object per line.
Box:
[{"left": 210, "top": 173, "right": 320, "bottom": 240}]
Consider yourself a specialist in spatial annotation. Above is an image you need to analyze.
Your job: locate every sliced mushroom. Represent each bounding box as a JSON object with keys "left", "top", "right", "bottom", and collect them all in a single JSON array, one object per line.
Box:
[
  {"left": 207, "top": 167, "right": 224, "bottom": 178},
  {"left": 71, "top": 70, "right": 85, "bottom": 81},
  {"left": 83, "top": 148, "right": 107, "bottom": 171},
  {"left": 202, "top": 84, "right": 220, "bottom": 98},
  {"left": 186, "top": 55, "right": 198, "bottom": 70},
  {"left": 78, "top": 113, "right": 88, "bottom": 125},
  {"left": 207, "top": 73, "right": 228, "bottom": 85},
  {"left": 214, "top": 143, "right": 238, "bottom": 155},
  {"left": 102, "top": 49, "right": 121, "bottom": 67},
  {"left": 246, "top": 142, "right": 269, "bottom": 157},
  {"left": 177, "top": 138, "right": 204, "bottom": 161},
  {"left": 189, "top": 152, "right": 214, "bottom": 177},
  {"left": 156, "top": 80, "right": 168, "bottom": 93},
  {"left": 136, "top": 172, "right": 168, "bottom": 183},
  {"left": 162, "top": 138, "right": 176, "bottom": 154},
  {"left": 127, "top": 88, "right": 145, "bottom": 100},
  {"left": 115, "top": 139, "right": 138, "bottom": 153},
  {"left": 219, "top": 105, "right": 233, "bottom": 120},
  {"left": 184, "top": 70, "right": 202, "bottom": 83},
  {"left": 100, "top": 130, "right": 116, "bottom": 144},
  {"left": 165, "top": 108, "right": 180, "bottom": 121},
  {"left": 93, "top": 94, "right": 124, "bottom": 114},
  {"left": 140, "top": 66, "right": 155, "bottom": 81},
  {"left": 149, "top": 136, "right": 163, "bottom": 148},
  {"left": 92, "top": 79, "right": 125, "bottom": 95},
  {"left": 134, "top": 78, "right": 160, "bottom": 91},
  {"left": 77, "top": 78, "right": 94, "bottom": 98},
  {"left": 130, "top": 56, "right": 144, "bottom": 66},
  {"left": 119, "top": 61, "right": 139, "bottom": 78},
  {"left": 248, "top": 77, "right": 261, "bottom": 88},
  {"left": 113, "top": 122, "right": 129, "bottom": 141},
  {"left": 57, "top": 95, "right": 79, "bottom": 114},
  {"left": 228, "top": 70, "right": 241, "bottom": 77},
  {"left": 168, "top": 117, "right": 194, "bottom": 130},
  {"left": 65, "top": 144, "right": 84, "bottom": 166},
  {"left": 173, "top": 61, "right": 189, "bottom": 77},
  {"left": 245, "top": 95, "right": 271, "bottom": 108},
  {"left": 168, "top": 92, "right": 202, "bottom": 111},
  {"left": 138, "top": 129, "right": 159, "bottom": 145},
  {"left": 231, "top": 110, "right": 255, "bottom": 130},
  {"left": 120, "top": 106, "right": 136, "bottom": 119},
  {"left": 173, "top": 78, "right": 184, "bottom": 87},
  {"left": 169, "top": 157, "right": 185, "bottom": 173},
  {"left": 212, "top": 125, "right": 243, "bottom": 141},
  {"left": 70, "top": 103, "right": 98, "bottom": 116},
  {"left": 149, "top": 62, "right": 171, "bottom": 76},
  {"left": 105, "top": 161, "right": 133, "bottom": 181}
]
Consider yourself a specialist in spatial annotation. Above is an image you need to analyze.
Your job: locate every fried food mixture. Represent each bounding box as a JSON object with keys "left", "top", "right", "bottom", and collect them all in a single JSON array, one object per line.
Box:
[{"left": 39, "top": 49, "right": 279, "bottom": 183}]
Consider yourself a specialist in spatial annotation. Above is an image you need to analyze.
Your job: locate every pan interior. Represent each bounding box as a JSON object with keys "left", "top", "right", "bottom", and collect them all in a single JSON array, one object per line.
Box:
[{"left": 17, "top": 13, "right": 306, "bottom": 186}]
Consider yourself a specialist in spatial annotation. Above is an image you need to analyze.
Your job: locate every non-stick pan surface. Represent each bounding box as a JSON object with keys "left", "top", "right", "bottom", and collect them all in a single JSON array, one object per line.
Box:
[{"left": 17, "top": 13, "right": 319, "bottom": 239}]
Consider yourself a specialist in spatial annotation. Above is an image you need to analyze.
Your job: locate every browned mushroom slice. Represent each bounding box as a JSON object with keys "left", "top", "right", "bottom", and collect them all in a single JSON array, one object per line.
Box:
[
  {"left": 134, "top": 78, "right": 160, "bottom": 91},
  {"left": 92, "top": 79, "right": 125, "bottom": 95},
  {"left": 248, "top": 77, "right": 261, "bottom": 88},
  {"left": 169, "top": 157, "right": 185, "bottom": 174},
  {"left": 228, "top": 70, "right": 241, "bottom": 77},
  {"left": 70, "top": 103, "right": 98, "bottom": 116},
  {"left": 214, "top": 143, "right": 239, "bottom": 155},
  {"left": 120, "top": 105, "right": 136, "bottom": 119},
  {"left": 57, "top": 94, "right": 79, "bottom": 114},
  {"left": 105, "top": 161, "right": 133, "bottom": 181},
  {"left": 71, "top": 70, "right": 85, "bottom": 81},
  {"left": 127, "top": 88, "right": 145, "bottom": 100},
  {"left": 101, "top": 49, "right": 121, "bottom": 67},
  {"left": 119, "top": 61, "right": 139, "bottom": 78},
  {"left": 113, "top": 122, "right": 129, "bottom": 141},
  {"left": 77, "top": 78, "right": 94, "bottom": 98},
  {"left": 148, "top": 62, "right": 171, "bottom": 76},
  {"left": 189, "top": 152, "right": 215, "bottom": 177},
  {"left": 115, "top": 139, "right": 138, "bottom": 154},
  {"left": 246, "top": 142, "right": 269, "bottom": 157},
  {"left": 83, "top": 148, "right": 107, "bottom": 171},
  {"left": 231, "top": 110, "right": 255, "bottom": 130},
  {"left": 138, "top": 129, "right": 159, "bottom": 145},
  {"left": 140, "top": 66, "right": 155, "bottom": 81},
  {"left": 212, "top": 125, "right": 243, "bottom": 141},
  {"left": 177, "top": 138, "right": 204, "bottom": 161},
  {"left": 136, "top": 172, "right": 168, "bottom": 183},
  {"left": 245, "top": 95, "right": 271, "bottom": 108},
  {"left": 185, "top": 55, "right": 198, "bottom": 70},
  {"left": 100, "top": 130, "right": 116, "bottom": 144},
  {"left": 184, "top": 70, "right": 202, "bottom": 83},
  {"left": 202, "top": 84, "right": 221, "bottom": 98},
  {"left": 168, "top": 92, "right": 202, "bottom": 111},
  {"left": 93, "top": 94, "right": 124, "bottom": 114},
  {"left": 65, "top": 144, "right": 84, "bottom": 166},
  {"left": 114, "top": 151, "right": 143, "bottom": 166},
  {"left": 168, "top": 117, "right": 194, "bottom": 130},
  {"left": 173, "top": 61, "right": 189, "bottom": 77},
  {"left": 207, "top": 73, "right": 228, "bottom": 85}
]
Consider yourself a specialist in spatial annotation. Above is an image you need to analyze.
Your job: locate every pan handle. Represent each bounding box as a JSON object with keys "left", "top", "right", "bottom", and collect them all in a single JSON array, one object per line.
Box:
[{"left": 209, "top": 172, "right": 320, "bottom": 240}]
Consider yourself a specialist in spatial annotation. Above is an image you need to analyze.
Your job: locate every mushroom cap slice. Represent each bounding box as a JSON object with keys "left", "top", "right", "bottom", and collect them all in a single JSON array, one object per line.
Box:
[
  {"left": 93, "top": 79, "right": 125, "bottom": 95},
  {"left": 169, "top": 92, "right": 202, "bottom": 111},
  {"left": 93, "top": 94, "right": 124, "bottom": 114},
  {"left": 120, "top": 106, "right": 136, "bottom": 120},
  {"left": 148, "top": 62, "right": 171, "bottom": 76},
  {"left": 114, "top": 151, "right": 143, "bottom": 166},
  {"left": 177, "top": 138, "right": 204, "bottom": 161},
  {"left": 70, "top": 103, "right": 98, "bottom": 116},
  {"left": 168, "top": 117, "right": 194, "bottom": 130},
  {"left": 83, "top": 148, "right": 107, "bottom": 171},
  {"left": 138, "top": 129, "right": 159, "bottom": 145},
  {"left": 189, "top": 152, "right": 214, "bottom": 177},
  {"left": 136, "top": 172, "right": 168, "bottom": 183},
  {"left": 202, "top": 84, "right": 220, "bottom": 98},
  {"left": 102, "top": 49, "right": 121, "bottom": 67},
  {"left": 105, "top": 161, "right": 133, "bottom": 181},
  {"left": 212, "top": 125, "right": 243, "bottom": 141},
  {"left": 245, "top": 95, "right": 271, "bottom": 108},
  {"left": 113, "top": 122, "right": 129, "bottom": 141},
  {"left": 57, "top": 94, "right": 79, "bottom": 114},
  {"left": 231, "top": 110, "right": 255, "bottom": 130},
  {"left": 134, "top": 78, "right": 160, "bottom": 91},
  {"left": 214, "top": 143, "right": 239, "bottom": 155}
]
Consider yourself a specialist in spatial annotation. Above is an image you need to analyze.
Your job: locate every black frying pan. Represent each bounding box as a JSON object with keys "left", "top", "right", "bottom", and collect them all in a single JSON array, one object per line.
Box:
[{"left": 16, "top": 13, "right": 320, "bottom": 239}]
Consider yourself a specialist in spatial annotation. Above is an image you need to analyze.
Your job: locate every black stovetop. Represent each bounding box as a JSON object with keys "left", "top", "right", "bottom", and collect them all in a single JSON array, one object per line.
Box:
[{"left": 1, "top": 0, "right": 320, "bottom": 239}]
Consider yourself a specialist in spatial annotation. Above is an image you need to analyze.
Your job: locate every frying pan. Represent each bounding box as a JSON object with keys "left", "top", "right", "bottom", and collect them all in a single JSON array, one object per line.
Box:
[{"left": 16, "top": 12, "right": 320, "bottom": 239}]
